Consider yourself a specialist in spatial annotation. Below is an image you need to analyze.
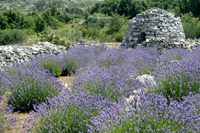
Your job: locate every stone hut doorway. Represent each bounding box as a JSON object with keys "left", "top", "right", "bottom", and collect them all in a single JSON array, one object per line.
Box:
[{"left": 138, "top": 32, "right": 146, "bottom": 43}]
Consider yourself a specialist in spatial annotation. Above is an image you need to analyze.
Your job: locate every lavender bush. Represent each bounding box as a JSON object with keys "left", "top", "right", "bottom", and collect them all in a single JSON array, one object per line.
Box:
[
  {"left": 160, "top": 48, "right": 190, "bottom": 62},
  {"left": 27, "top": 90, "right": 115, "bottom": 132},
  {"left": 73, "top": 65, "right": 138, "bottom": 102},
  {"left": 32, "top": 45, "right": 108, "bottom": 77},
  {"left": 36, "top": 54, "right": 63, "bottom": 77},
  {"left": 182, "top": 92, "right": 200, "bottom": 115},
  {"left": 88, "top": 94, "right": 200, "bottom": 132},
  {"left": 61, "top": 45, "right": 107, "bottom": 75},
  {"left": 153, "top": 57, "right": 200, "bottom": 103},
  {"left": 94, "top": 48, "right": 129, "bottom": 67},
  {"left": 126, "top": 47, "right": 160, "bottom": 76},
  {"left": 5, "top": 66, "right": 65, "bottom": 111}
]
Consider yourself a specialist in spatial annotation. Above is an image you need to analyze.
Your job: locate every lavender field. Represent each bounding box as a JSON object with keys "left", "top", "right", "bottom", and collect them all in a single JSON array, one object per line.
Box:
[{"left": 1, "top": 45, "right": 200, "bottom": 132}]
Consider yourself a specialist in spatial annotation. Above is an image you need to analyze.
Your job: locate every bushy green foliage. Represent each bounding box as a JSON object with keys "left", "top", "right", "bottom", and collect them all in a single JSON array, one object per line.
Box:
[
  {"left": 91, "top": 0, "right": 148, "bottom": 18},
  {"left": 49, "top": 7, "right": 72, "bottom": 23},
  {"left": 0, "top": 13, "right": 8, "bottom": 30},
  {"left": 106, "top": 14, "right": 127, "bottom": 34},
  {"left": 77, "top": 14, "right": 128, "bottom": 42},
  {"left": 181, "top": 12, "right": 200, "bottom": 38},
  {"left": 39, "top": 28, "right": 71, "bottom": 49},
  {"left": 22, "top": 16, "right": 35, "bottom": 29},
  {"left": 42, "top": 10, "right": 63, "bottom": 30},
  {"left": 59, "top": 29, "right": 83, "bottom": 43},
  {"left": 84, "top": 17, "right": 108, "bottom": 28},
  {"left": 0, "top": 0, "right": 199, "bottom": 46},
  {"left": 34, "top": 15, "right": 46, "bottom": 32},
  {"left": 79, "top": 24, "right": 102, "bottom": 40},
  {"left": 0, "top": 29, "right": 27, "bottom": 45},
  {"left": 0, "top": 8, "right": 24, "bottom": 30}
]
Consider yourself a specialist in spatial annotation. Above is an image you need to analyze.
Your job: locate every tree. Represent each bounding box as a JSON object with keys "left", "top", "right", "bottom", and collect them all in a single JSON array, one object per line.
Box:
[
  {"left": 34, "top": 15, "right": 46, "bottom": 32},
  {"left": 0, "top": 13, "right": 8, "bottom": 30},
  {"left": 107, "top": 14, "right": 127, "bottom": 34},
  {"left": 2, "top": 8, "right": 24, "bottom": 29}
]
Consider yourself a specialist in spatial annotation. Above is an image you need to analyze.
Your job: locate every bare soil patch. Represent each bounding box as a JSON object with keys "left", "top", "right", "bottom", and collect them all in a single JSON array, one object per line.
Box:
[{"left": 58, "top": 76, "right": 74, "bottom": 87}]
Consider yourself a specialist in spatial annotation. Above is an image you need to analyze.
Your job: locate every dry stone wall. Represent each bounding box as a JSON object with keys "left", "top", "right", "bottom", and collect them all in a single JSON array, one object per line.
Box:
[
  {"left": 122, "top": 8, "right": 200, "bottom": 52},
  {"left": 0, "top": 42, "right": 66, "bottom": 67}
]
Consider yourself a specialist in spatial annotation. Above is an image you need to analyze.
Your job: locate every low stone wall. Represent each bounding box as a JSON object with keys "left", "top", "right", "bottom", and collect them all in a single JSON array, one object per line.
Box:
[{"left": 0, "top": 42, "right": 66, "bottom": 67}]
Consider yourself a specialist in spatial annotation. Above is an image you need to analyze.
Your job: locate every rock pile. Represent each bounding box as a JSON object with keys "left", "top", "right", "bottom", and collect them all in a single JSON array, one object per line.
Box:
[
  {"left": 0, "top": 42, "right": 66, "bottom": 67},
  {"left": 122, "top": 8, "right": 200, "bottom": 52}
]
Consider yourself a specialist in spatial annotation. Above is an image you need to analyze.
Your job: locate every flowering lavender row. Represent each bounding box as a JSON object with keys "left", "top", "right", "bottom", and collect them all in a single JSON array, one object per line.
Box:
[
  {"left": 1, "top": 64, "right": 66, "bottom": 112},
  {"left": 26, "top": 90, "right": 116, "bottom": 132},
  {"left": 1, "top": 44, "right": 200, "bottom": 132},
  {"left": 88, "top": 93, "right": 200, "bottom": 132}
]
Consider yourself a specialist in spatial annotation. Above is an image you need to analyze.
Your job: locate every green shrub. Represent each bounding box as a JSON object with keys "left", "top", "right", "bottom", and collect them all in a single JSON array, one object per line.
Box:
[
  {"left": 181, "top": 12, "right": 200, "bottom": 38},
  {"left": 34, "top": 15, "right": 46, "bottom": 32},
  {"left": 106, "top": 14, "right": 128, "bottom": 35},
  {"left": 84, "top": 17, "right": 108, "bottom": 28},
  {"left": 112, "top": 32, "right": 125, "bottom": 42},
  {"left": 0, "top": 13, "right": 8, "bottom": 30},
  {"left": 59, "top": 29, "right": 83, "bottom": 43},
  {"left": 0, "top": 29, "right": 27, "bottom": 45},
  {"left": 40, "top": 28, "right": 71, "bottom": 49},
  {"left": 42, "top": 10, "right": 63, "bottom": 30},
  {"left": 54, "top": 12, "right": 72, "bottom": 23},
  {"left": 79, "top": 24, "right": 101, "bottom": 40},
  {"left": 22, "top": 16, "right": 35, "bottom": 29},
  {"left": 1, "top": 8, "right": 24, "bottom": 29}
]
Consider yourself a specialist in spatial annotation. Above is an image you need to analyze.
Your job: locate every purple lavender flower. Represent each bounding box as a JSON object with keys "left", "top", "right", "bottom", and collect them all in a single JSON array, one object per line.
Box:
[
  {"left": 73, "top": 65, "right": 138, "bottom": 102},
  {"left": 0, "top": 69, "right": 10, "bottom": 98},
  {"left": 26, "top": 90, "right": 115, "bottom": 132},
  {"left": 88, "top": 93, "right": 200, "bottom": 132},
  {"left": 4, "top": 66, "right": 65, "bottom": 111},
  {"left": 0, "top": 104, "right": 15, "bottom": 132}
]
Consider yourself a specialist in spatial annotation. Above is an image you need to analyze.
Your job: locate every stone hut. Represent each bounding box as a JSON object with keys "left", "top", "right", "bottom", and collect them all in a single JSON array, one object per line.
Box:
[{"left": 122, "top": 8, "right": 187, "bottom": 52}]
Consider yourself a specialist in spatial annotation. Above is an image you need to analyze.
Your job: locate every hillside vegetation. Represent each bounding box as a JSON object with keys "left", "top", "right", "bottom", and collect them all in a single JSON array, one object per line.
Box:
[{"left": 0, "top": 0, "right": 199, "bottom": 47}]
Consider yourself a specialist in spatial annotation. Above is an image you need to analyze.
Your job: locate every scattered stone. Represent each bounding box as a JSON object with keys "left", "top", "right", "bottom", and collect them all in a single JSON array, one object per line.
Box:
[
  {"left": 0, "top": 42, "right": 66, "bottom": 67},
  {"left": 126, "top": 74, "right": 156, "bottom": 111},
  {"left": 122, "top": 8, "right": 200, "bottom": 52},
  {"left": 136, "top": 74, "right": 157, "bottom": 92}
]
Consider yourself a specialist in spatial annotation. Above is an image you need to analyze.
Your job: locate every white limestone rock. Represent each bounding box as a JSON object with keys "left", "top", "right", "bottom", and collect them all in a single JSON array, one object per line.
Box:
[
  {"left": 136, "top": 74, "right": 157, "bottom": 93},
  {"left": 0, "top": 42, "right": 66, "bottom": 67},
  {"left": 125, "top": 74, "right": 157, "bottom": 111}
]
